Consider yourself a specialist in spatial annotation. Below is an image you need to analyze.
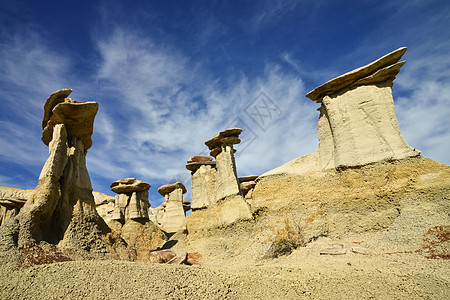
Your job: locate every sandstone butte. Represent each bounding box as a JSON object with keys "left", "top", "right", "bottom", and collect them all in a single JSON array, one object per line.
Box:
[{"left": 1, "top": 48, "right": 449, "bottom": 300}]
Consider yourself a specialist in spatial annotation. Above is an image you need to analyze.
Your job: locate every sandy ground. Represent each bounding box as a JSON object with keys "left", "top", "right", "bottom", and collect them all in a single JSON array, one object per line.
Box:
[{"left": 1, "top": 247, "right": 449, "bottom": 299}]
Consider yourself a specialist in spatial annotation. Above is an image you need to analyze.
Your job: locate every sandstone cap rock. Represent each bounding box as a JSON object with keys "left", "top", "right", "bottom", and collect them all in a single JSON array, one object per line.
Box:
[
  {"left": 220, "top": 128, "right": 242, "bottom": 137},
  {"left": 157, "top": 182, "right": 187, "bottom": 196},
  {"left": 186, "top": 156, "right": 216, "bottom": 171},
  {"left": 205, "top": 128, "right": 242, "bottom": 150},
  {"left": 205, "top": 133, "right": 222, "bottom": 150},
  {"left": 306, "top": 47, "right": 407, "bottom": 102},
  {"left": 42, "top": 88, "right": 73, "bottom": 129},
  {"left": 187, "top": 156, "right": 213, "bottom": 163},
  {"left": 110, "top": 178, "right": 151, "bottom": 194},
  {"left": 41, "top": 88, "right": 98, "bottom": 150}
]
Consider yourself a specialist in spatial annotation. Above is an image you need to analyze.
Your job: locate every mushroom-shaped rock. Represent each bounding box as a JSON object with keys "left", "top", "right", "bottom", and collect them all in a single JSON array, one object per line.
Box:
[
  {"left": 306, "top": 47, "right": 408, "bottom": 102},
  {"left": 205, "top": 128, "right": 242, "bottom": 157},
  {"left": 110, "top": 178, "right": 151, "bottom": 194},
  {"left": 42, "top": 88, "right": 73, "bottom": 129},
  {"left": 110, "top": 178, "right": 151, "bottom": 222},
  {"left": 204, "top": 133, "right": 222, "bottom": 150},
  {"left": 205, "top": 128, "right": 242, "bottom": 156},
  {"left": 157, "top": 182, "right": 187, "bottom": 233},
  {"left": 205, "top": 128, "right": 243, "bottom": 201},
  {"left": 186, "top": 156, "right": 216, "bottom": 172},
  {"left": 158, "top": 182, "right": 187, "bottom": 196},
  {"left": 14, "top": 90, "right": 107, "bottom": 250},
  {"left": 0, "top": 190, "right": 28, "bottom": 226},
  {"left": 41, "top": 89, "right": 98, "bottom": 150},
  {"left": 261, "top": 47, "right": 420, "bottom": 178}
]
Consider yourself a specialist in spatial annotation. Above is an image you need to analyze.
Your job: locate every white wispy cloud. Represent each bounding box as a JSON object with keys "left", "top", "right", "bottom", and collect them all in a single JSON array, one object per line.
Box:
[
  {"left": 86, "top": 26, "right": 320, "bottom": 197},
  {"left": 0, "top": 30, "right": 72, "bottom": 187}
]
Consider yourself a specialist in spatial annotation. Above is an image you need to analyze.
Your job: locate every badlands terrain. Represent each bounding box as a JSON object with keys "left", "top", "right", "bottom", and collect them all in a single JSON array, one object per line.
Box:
[{"left": 0, "top": 47, "right": 449, "bottom": 299}]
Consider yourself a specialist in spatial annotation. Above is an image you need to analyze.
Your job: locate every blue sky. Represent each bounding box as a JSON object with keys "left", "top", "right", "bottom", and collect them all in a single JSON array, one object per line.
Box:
[{"left": 1, "top": 0, "right": 449, "bottom": 206}]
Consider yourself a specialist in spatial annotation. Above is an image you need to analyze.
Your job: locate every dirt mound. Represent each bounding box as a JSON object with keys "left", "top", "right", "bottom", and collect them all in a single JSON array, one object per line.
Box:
[{"left": 180, "top": 157, "right": 449, "bottom": 265}]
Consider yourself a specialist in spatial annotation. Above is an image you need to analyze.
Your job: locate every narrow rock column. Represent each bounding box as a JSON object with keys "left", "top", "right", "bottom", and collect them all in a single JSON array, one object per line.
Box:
[
  {"left": 157, "top": 182, "right": 187, "bottom": 233},
  {"left": 205, "top": 128, "right": 242, "bottom": 202},
  {"left": 186, "top": 156, "right": 217, "bottom": 210},
  {"left": 110, "top": 178, "right": 151, "bottom": 222}
]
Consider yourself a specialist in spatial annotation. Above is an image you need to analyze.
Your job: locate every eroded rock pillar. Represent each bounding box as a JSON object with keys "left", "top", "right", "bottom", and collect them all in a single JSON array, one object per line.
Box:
[
  {"left": 186, "top": 156, "right": 217, "bottom": 210},
  {"left": 157, "top": 182, "right": 187, "bottom": 233},
  {"left": 14, "top": 88, "right": 108, "bottom": 250},
  {"left": 110, "top": 178, "right": 151, "bottom": 222},
  {"left": 205, "top": 128, "right": 242, "bottom": 202}
]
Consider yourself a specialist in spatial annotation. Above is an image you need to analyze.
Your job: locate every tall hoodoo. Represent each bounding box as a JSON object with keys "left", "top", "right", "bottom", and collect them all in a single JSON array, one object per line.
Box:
[
  {"left": 263, "top": 47, "right": 420, "bottom": 177},
  {"left": 205, "top": 128, "right": 243, "bottom": 201},
  {"left": 14, "top": 89, "right": 108, "bottom": 251}
]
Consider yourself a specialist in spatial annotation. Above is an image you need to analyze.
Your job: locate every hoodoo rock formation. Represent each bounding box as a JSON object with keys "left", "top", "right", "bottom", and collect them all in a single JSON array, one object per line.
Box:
[
  {"left": 157, "top": 182, "right": 187, "bottom": 233},
  {"left": 0, "top": 89, "right": 108, "bottom": 253},
  {"left": 183, "top": 128, "right": 252, "bottom": 233},
  {"left": 262, "top": 47, "right": 420, "bottom": 177},
  {"left": 205, "top": 128, "right": 243, "bottom": 201},
  {"left": 1, "top": 48, "right": 449, "bottom": 299},
  {"left": 110, "top": 178, "right": 151, "bottom": 222},
  {"left": 106, "top": 178, "right": 167, "bottom": 261},
  {"left": 186, "top": 156, "right": 217, "bottom": 210}
]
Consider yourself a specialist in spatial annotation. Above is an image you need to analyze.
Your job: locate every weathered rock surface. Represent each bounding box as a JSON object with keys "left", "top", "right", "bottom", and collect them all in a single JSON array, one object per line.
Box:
[
  {"left": 205, "top": 128, "right": 243, "bottom": 201},
  {"left": 240, "top": 181, "right": 256, "bottom": 196},
  {"left": 41, "top": 88, "right": 98, "bottom": 150},
  {"left": 184, "top": 128, "right": 252, "bottom": 232},
  {"left": 148, "top": 249, "right": 177, "bottom": 263},
  {"left": 306, "top": 47, "right": 407, "bottom": 101},
  {"left": 93, "top": 192, "right": 115, "bottom": 223},
  {"left": 106, "top": 219, "right": 167, "bottom": 261},
  {"left": 0, "top": 187, "right": 32, "bottom": 226},
  {"left": 110, "top": 178, "right": 151, "bottom": 194},
  {"left": 0, "top": 90, "right": 109, "bottom": 255},
  {"left": 238, "top": 176, "right": 258, "bottom": 198},
  {"left": 157, "top": 182, "right": 187, "bottom": 233},
  {"left": 262, "top": 48, "right": 420, "bottom": 178},
  {"left": 110, "top": 178, "right": 151, "bottom": 222},
  {"left": 189, "top": 163, "right": 217, "bottom": 210}
]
